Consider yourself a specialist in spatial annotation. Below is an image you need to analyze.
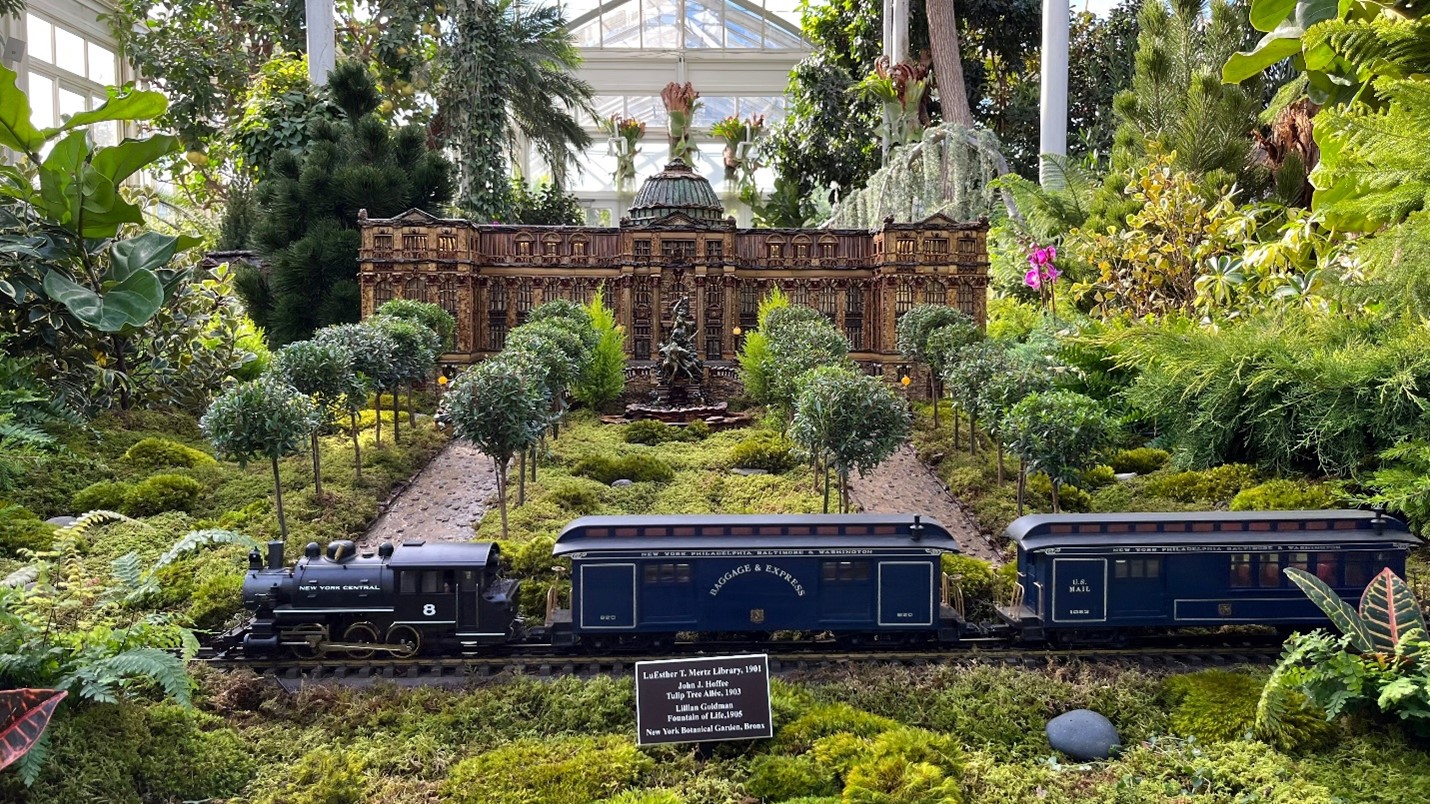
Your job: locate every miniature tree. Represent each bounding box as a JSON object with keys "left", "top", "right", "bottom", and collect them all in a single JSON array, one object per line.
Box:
[
  {"left": 896, "top": 305, "right": 980, "bottom": 429},
  {"left": 375, "top": 298, "right": 457, "bottom": 351},
  {"left": 941, "top": 340, "right": 1007, "bottom": 455},
  {"left": 526, "top": 298, "right": 598, "bottom": 353},
  {"left": 272, "top": 339, "right": 365, "bottom": 498},
  {"left": 372, "top": 317, "right": 440, "bottom": 443},
  {"left": 792, "top": 366, "right": 912, "bottom": 512},
  {"left": 441, "top": 358, "right": 549, "bottom": 538},
  {"left": 978, "top": 348, "right": 1057, "bottom": 483},
  {"left": 1002, "top": 390, "right": 1115, "bottom": 513},
  {"left": 201, "top": 376, "right": 319, "bottom": 536},
  {"left": 571, "top": 285, "right": 627, "bottom": 411},
  {"left": 765, "top": 318, "right": 853, "bottom": 418},
  {"left": 315, "top": 322, "right": 395, "bottom": 467},
  {"left": 737, "top": 286, "right": 789, "bottom": 404},
  {"left": 505, "top": 319, "right": 585, "bottom": 496}
]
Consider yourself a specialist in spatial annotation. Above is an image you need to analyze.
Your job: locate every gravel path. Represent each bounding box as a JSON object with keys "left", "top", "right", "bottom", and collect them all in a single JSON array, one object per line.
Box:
[
  {"left": 848, "top": 444, "right": 1004, "bottom": 564},
  {"left": 360, "top": 441, "right": 500, "bottom": 547}
]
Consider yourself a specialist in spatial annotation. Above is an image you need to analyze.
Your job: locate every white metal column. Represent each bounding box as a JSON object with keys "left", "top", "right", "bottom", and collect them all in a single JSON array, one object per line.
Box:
[
  {"left": 306, "top": 0, "right": 335, "bottom": 85},
  {"left": 1038, "top": 0, "right": 1069, "bottom": 184}
]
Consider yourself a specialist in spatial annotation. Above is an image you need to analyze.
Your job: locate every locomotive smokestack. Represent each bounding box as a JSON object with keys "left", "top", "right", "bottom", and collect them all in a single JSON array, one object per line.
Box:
[
  {"left": 266, "top": 540, "right": 285, "bottom": 570},
  {"left": 910, "top": 515, "right": 924, "bottom": 542}
]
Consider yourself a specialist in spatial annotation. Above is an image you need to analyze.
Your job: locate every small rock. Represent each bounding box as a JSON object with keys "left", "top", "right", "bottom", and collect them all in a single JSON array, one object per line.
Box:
[
  {"left": 45, "top": 516, "right": 76, "bottom": 527},
  {"left": 611, "top": 479, "right": 634, "bottom": 487},
  {"left": 1114, "top": 472, "right": 1138, "bottom": 482},
  {"left": 1046, "top": 709, "right": 1120, "bottom": 761},
  {"left": 731, "top": 467, "right": 768, "bottom": 476}
]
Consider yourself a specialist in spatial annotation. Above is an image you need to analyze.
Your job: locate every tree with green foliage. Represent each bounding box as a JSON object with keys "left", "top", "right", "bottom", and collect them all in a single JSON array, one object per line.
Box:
[
  {"left": 372, "top": 317, "right": 441, "bottom": 443},
  {"left": 315, "top": 322, "right": 396, "bottom": 459},
  {"left": 376, "top": 298, "right": 457, "bottom": 352},
  {"left": 242, "top": 61, "right": 453, "bottom": 345},
  {"left": 766, "top": 319, "right": 854, "bottom": 419},
  {"left": 896, "top": 305, "right": 980, "bottom": 430},
  {"left": 1002, "top": 389, "right": 1115, "bottom": 512},
  {"left": 271, "top": 339, "right": 364, "bottom": 498},
  {"left": 792, "top": 366, "right": 913, "bottom": 512},
  {"left": 230, "top": 54, "right": 339, "bottom": 179},
  {"left": 979, "top": 346, "right": 1057, "bottom": 483},
  {"left": 442, "top": 359, "right": 549, "bottom": 538},
  {"left": 941, "top": 339, "right": 1006, "bottom": 456},
  {"left": 442, "top": 0, "right": 594, "bottom": 220},
  {"left": 571, "top": 286, "right": 627, "bottom": 411},
  {"left": 510, "top": 179, "right": 585, "bottom": 225},
  {"left": 200, "top": 376, "right": 319, "bottom": 536},
  {"left": 525, "top": 299, "right": 598, "bottom": 354},
  {"left": 737, "top": 287, "right": 790, "bottom": 404}
]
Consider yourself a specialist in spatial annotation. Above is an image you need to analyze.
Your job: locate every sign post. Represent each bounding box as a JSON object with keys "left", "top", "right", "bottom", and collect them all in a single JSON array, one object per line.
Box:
[{"left": 634, "top": 654, "right": 774, "bottom": 746}]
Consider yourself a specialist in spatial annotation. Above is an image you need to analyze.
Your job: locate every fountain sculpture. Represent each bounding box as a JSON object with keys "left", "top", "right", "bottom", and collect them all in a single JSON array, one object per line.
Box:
[{"left": 625, "top": 296, "right": 729, "bottom": 423}]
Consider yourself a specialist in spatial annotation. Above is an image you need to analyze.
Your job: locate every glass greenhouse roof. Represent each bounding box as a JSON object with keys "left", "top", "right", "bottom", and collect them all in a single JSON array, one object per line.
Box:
[{"left": 561, "top": 0, "right": 807, "bottom": 50}]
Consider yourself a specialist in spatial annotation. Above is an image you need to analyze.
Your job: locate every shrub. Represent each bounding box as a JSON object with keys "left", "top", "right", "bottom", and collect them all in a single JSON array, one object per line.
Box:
[
  {"left": 1110, "top": 447, "right": 1171, "bottom": 474},
  {"left": 540, "top": 476, "right": 606, "bottom": 514},
  {"left": 72, "top": 480, "right": 135, "bottom": 513},
  {"left": 1230, "top": 479, "right": 1343, "bottom": 511},
  {"left": 1144, "top": 463, "right": 1258, "bottom": 503},
  {"left": 121, "top": 437, "right": 217, "bottom": 470},
  {"left": 684, "top": 419, "right": 710, "bottom": 440},
  {"left": 744, "top": 754, "right": 839, "bottom": 801},
  {"left": 1164, "top": 670, "right": 1260, "bottom": 744},
  {"left": 572, "top": 454, "right": 675, "bottom": 484},
  {"left": 122, "top": 473, "right": 205, "bottom": 517},
  {"left": 443, "top": 735, "right": 653, "bottom": 804},
  {"left": 625, "top": 419, "right": 675, "bottom": 445},
  {"left": 729, "top": 431, "right": 798, "bottom": 473},
  {"left": 942, "top": 554, "right": 1002, "bottom": 621},
  {"left": 0, "top": 503, "right": 55, "bottom": 556},
  {"left": 1079, "top": 464, "right": 1117, "bottom": 489}
]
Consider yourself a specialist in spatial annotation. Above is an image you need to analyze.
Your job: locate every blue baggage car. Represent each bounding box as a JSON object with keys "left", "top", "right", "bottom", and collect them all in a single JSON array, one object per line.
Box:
[
  {"left": 550, "top": 514, "right": 963, "bottom": 646},
  {"left": 997, "top": 509, "right": 1419, "bottom": 642}
]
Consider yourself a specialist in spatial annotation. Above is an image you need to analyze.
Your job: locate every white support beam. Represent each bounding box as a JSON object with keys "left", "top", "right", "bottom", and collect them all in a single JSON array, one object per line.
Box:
[
  {"left": 1039, "top": 0, "right": 1070, "bottom": 184},
  {"left": 306, "top": 0, "right": 335, "bottom": 86}
]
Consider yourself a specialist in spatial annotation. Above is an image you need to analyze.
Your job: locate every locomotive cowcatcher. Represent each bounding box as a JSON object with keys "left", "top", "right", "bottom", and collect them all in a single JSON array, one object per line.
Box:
[{"left": 241, "top": 538, "right": 520, "bottom": 658}]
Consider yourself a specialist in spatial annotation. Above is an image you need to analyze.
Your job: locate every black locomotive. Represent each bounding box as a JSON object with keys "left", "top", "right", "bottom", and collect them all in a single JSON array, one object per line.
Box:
[{"left": 238, "top": 510, "right": 1418, "bottom": 658}]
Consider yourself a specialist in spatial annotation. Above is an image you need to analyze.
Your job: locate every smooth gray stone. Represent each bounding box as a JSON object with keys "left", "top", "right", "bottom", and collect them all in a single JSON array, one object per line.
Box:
[
  {"left": 611, "top": 479, "right": 634, "bottom": 487},
  {"left": 1114, "top": 472, "right": 1138, "bottom": 482},
  {"left": 731, "top": 468, "right": 768, "bottom": 476},
  {"left": 1046, "top": 709, "right": 1120, "bottom": 760},
  {"left": 45, "top": 516, "right": 76, "bottom": 527}
]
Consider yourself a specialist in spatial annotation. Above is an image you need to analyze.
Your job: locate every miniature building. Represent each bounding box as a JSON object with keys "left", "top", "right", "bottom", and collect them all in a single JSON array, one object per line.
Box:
[{"left": 357, "top": 160, "right": 989, "bottom": 380}]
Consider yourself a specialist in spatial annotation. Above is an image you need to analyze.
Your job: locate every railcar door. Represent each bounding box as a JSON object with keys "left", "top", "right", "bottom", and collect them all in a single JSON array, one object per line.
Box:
[
  {"left": 457, "top": 569, "right": 481, "bottom": 630},
  {"left": 877, "top": 561, "right": 936, "bottom": 627},
  {"left": 1108, "top": 555, "right": 1164, "bottom": 617},
  {"left": 394, "top": 568, "right": 458, "bottom": 626},
  {"left": 640, "top": 562, "right": 696, "bottom": 625},
  {"left": 1050, "top": 557, "right": 1107, "bottom": 624}
]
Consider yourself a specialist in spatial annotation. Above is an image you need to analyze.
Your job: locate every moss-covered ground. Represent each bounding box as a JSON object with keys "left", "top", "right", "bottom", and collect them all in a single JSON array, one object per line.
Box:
[{"left": 5, "top": 406, "right": 1429, "bottom": 802}]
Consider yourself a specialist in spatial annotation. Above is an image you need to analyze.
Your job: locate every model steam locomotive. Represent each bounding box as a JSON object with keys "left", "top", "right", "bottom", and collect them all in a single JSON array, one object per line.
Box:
[{"left": 238, "top": 510, "right": 1418, "bottom": 658}]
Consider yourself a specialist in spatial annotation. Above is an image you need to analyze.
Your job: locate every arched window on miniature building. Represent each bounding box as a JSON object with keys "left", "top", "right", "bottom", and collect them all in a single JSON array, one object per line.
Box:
[
  {"left": 515, "top": 281, "right": 534, "bottom": 323},
  {"left": 788, "top": 282, "right": 809, "bottom": 308},
  {"left": 543, "top": 235, "right": 561, "bottom": 257},
  {"left": 704, "top": 295, "right": 723, "bottom": 361},
  {"left": 515, "top": 234, "right": 535, "bottom": 258},
  {"left": 437, "top": 230, "right": 459, "bottom": 255},
  {"left": 895, "top": 280, "right": 916, "bottom": 322},
  {"left": 818, "top": 236, "right": 837, "bottom": 261},
  {"left": 404, "top": 277, "right": 427, "bottom": 302},
  {"left": 374, "top": 280, "right": 395, "bottom": 307},
  {"left": 373, "top": 232, "right": 395, "bottom": 253},
  {"left": 956, "top": 279, "right": 975, "bottom": 314},
  {"left": 792, "top": 235, "right": 812, "bottom": 260},
  {"left": 401, "top": 230, "right": 428, "bottom": 254},
  {"left": 570, "top": 235, "right": 588, "bottom": 261},
  {"left": 922, "top": 278, "right": 946, "bottom": 305},
  {"left": 766, "top": 236, "right": 785, "bottom": 260}
]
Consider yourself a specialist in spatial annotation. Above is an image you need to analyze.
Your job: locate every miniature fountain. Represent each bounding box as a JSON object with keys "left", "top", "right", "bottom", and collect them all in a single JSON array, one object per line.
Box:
[{"left": 625, "top": 296, "right": 729, "bottom": 423}]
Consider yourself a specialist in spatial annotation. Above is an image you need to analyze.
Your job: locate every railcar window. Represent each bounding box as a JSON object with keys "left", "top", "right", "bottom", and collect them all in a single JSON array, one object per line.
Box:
[
  {"left": 821, "top": 561, "right": 870, "bottom": 582},
  {"left": 418, "top": 571, "right": 457, "bottom": 594},
  {"left": 1314, "top": 553, "right": 1339, "bottom": 585},
  {"left": 399, "top": 571, "right": 418, "bottom": 594},
  {"left": 1114, "top": 558, "right": 1161, "bottom": 579},
  {"left": 1230, "top": 554, "right": 1253, "bottom": 588},
  {"left": 643, "top": 563, "right": 691, "bottom": 584},
  {"left": 1288, "top": 552, "right": 1310, "bottom": 577},
  {"left": 460, "top": 570, "right": 479, "bottom": 592},
  {"left": 1259, "top": 554, "right": 1282, "bottom": 588},
  {"left": 1345, "top": 555, "right": 1373, "bottom": 588}
]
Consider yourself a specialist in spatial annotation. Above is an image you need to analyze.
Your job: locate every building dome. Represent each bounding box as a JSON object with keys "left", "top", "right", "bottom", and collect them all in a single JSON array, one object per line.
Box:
[{"left": 627, "top": 159, "right": 725, "bottom": 224}]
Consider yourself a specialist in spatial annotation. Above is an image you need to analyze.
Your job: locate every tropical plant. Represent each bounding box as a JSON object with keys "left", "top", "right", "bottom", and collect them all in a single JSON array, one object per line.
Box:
[
  {"left": 978, "top": 346, "right": 1058, "bottom": 484},
  {"left": 442, "top": 0, "right": 594, "bottom": 221},
  {"left": 598, "top": 115, "right": 645, "bottom": 191},
  {"left": 441, "top": 359, "right": 549, "bottom": 538},
  {"left": 0, "top": 689, "right": 66, "bottom": 773},
  {"left": 200, "top": 376, "right": 319, "bottom": 536},
  {"left": 661, "top": 82, "right": 701, "bottom": 165},
  {"left": 315, "top": 321, "right": 395, "bottom": 455},
  {"left": 791, "top": 366, "right": 913, "bottom": 512},
  {"left": 230, "top": 54, "right": 340, "bottom": 177},
  {"left": 243, "top": 61, "right": 453, "bottom": 345},
  {"left": 855, "top": 57, "right": 932, "bottom": 148},
  {"left": 1002, "top": 390, "right": 1116, "bottom": 512},
  {"left": 896, "top": 304, "right": 980, "bottom": 429},
  {"left": 571, "top": 286, "right": 627, "bottom": 411},
  {"left": 272, "top": 339, "right": 363, "bottom": 498},
  {"left": 510, "top": 179, "right": 584, "bottom": 226}
]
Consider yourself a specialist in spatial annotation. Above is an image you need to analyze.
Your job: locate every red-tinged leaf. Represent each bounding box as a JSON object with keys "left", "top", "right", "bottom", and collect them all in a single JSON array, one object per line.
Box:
[
  {"left": 0, "top": 688, "right": 67, "bottom": 771},
  {"left": 1359, "top": 567, "right": 1428, "bottom": 654}
]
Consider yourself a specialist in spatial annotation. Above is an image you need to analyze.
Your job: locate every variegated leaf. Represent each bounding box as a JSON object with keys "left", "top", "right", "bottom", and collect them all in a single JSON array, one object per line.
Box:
[
  {"left": 1285, "top": 567, "right": 1375, "bottom": 652},
  {"left": 1359, "top": 568, "right": 1427, "bottom": 655},
  {"left": 0, "top": 688, "right": 67, "bottom": 771}
]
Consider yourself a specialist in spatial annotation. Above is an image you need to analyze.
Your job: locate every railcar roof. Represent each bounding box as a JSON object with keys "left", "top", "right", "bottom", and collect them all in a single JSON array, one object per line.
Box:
[
  {"left": 553, "top": 514, "right": 960, "bottom": 556},
  {"left": 380, "top": 541, "right": 497, "bottom": 567},
  {"left": 1007, "top": 510, "right": 1417, "bottom": 552}
]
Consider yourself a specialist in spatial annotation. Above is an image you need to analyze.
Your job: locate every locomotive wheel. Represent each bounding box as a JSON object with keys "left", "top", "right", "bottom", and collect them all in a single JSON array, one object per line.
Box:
[
  {"left": 287, "top": 624, "right": 328, "bottom": 659},
  {"left": 343, "top": 622, "right": 380, "bottom": 660},
  {"left": 387, "top": 624, "right": 422, "bottom": 658}
]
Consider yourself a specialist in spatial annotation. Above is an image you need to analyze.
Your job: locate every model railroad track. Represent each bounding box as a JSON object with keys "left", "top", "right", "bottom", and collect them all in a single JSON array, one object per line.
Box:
[{"left": 200, "top": 634, "right": 1286, "bottom": 688}]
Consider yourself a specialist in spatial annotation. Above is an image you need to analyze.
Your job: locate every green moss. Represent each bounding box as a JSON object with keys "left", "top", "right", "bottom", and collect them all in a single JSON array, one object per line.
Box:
[
  {"left": 775, "top": 703, "right": 900, "bottom": 753},
  {"left": 539, "top": 475, "right": 607, "bottom": 514},
  {"left": 1230, "top": 479, "right": 1344, "bottom": 511},
  {"left": 442, "top": 734, "right": 653, "bottom": 804},
  {"left": 122, "top": 472, "right": 204, "bottom": 517},
  {"left": 572, "top": 453, "right": 676, "bottom": 484},
  {"left": 72, "top": 480, "right": 135, "bottom": 513},
  {"left": 1143, "top": 463, "right": 1259, "bottom": 504},
  {"left": 1109, "top": 447, "right": 1171, "bottom": 474},
  {"left": 0, "top": 502, "right": 55, "bottom": 556},
  {"left": 1107, "top": 738, "right": 1335, "bottom": 803},
  {"left": 255, "top": 746, "right": 368, "bottom": 804},
  {"left": 729, "top": 431, "right": 799, "bottom": 473},
  {"left": 745, "top": 754, "right": 839, "bottom": 801},
  {"left": 1164, "top": 669, "right": 1261, "bottom": 743},
  {"left": 121, "top": 436, "right": 217, "bottom": 470},
  {"left": 7, "top": 450, "right": 113, "bottom": 518}
]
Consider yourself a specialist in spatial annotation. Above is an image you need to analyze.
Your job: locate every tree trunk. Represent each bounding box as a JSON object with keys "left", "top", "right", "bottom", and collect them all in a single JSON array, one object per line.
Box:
[
  {"left": 518, "top": 450, "right": 527, "bottom": 506},
  {"left": 392, "top": 390, "right": 401, "bottom": 444},
  {"left": 930, "top": 375, "right": 940, "bottom": 429},
  {"left": 1016, "top": 463, "right": 1026, "bottom": 516},
  {"left": 823, "top": 462, "right": 831, "bottom": 514},
  {"left": 408, "top": 383, "right": 417, "bottom": 427},
  {"left": 969, "top": 414, "right": 977, "bottom": 455},
  {"left": 495, "top": 457, "right": 509, "bottom": 539},
  {"left": 532, "top": 441, "right": 539, "bottom": 481},
  {"left": 927, "top": 0, "right": 974, "bottom": 127},
  {"left": 374, "top": 395, "right": 382, "bottom": 446},
  {"left": 840, "top": 469, "right": 850, "bottom": 513},
  {"left": 112, "top": 334, "right": 131, "bottom": 411},
  {"left": 351, "top": 411, "right": 363, "bottom": 481},
  {"left": 996, "top": 442, "right": 1005, "bottom": 484},
  {"left": 271, "top": 455, "right": 288, "bottom": 537},
  {"left": 311, "top": 431, "right": 323, "bottom": 499},
  {"left": 1051, "top": 479, "right": 1062, "bottom": 513},
  {"left": 953, "top": 404, "right": 961, "bottom": 449}
]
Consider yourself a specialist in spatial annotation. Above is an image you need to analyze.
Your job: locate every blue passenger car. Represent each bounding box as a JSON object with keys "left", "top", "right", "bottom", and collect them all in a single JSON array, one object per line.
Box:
[
  {"left": 997, "top": 510, "right": 1418, "bottom": 641},
  {"left": 550, "top": 514, "right": 962, "bottom": 645}
]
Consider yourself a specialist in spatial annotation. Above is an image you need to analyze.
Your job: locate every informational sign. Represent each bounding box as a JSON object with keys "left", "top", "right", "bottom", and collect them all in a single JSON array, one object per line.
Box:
[{"left": 634, "top": 654, "right": 773, "bottom": 746}]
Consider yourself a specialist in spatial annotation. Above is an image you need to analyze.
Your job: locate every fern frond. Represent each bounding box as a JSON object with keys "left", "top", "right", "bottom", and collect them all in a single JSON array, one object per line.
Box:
[
  {"left": 1306, "top": 18, "right": 1430, "bottom": 80},
  {"left": 16, "top": 727, "right": 51, "bottom": 787},
  {"left": 110, "top": 552, "right": 144, "bottom": 596},
  {"left": 149, "top": 529, "right": 257, "bottom": 576},
  {"left": 93, "top": 647, "right": 193, "bottom": 707},
  {"left": 0, "top": 419, "right": 54, "bottom": 450},
  {"left": 56, "top": 510, "right": 136, "bottom": 539}
]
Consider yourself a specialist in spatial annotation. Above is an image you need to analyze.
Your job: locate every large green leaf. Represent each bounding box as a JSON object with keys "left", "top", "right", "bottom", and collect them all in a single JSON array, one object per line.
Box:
[
  {"left": 1223, "top": 0, "right": 1343, "bottom": 83},
  {"left": 95, "top": 269, "right": 164, "bottom": 331},
  {"left": 1284, "top": 567, "right": 1375, "bottom": 651},
  {"left": 110, "top": 232, "right": 183, "bottom": 281},
  {"left": 46, "top": 87, "right": 168, "bottom": 136},
  {"left": 1359, "top": 567, "right": 1427, "bottom": 655},
  {"left": 1250, "top": 0, "right": 1299, "bottom": 31},
  {"left": 90, "top": 135, "right": 180, "bottom": 186},
  {"left": 41, "top": 271, "right": 103, "bottom": 327},
  {"left": 0, "top": 65, "right": 47, "bottom": 155}
]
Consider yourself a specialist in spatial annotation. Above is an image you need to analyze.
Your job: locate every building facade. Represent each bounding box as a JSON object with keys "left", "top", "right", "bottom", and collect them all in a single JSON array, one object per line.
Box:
[{"left": 357, "top": 161, "right": 989, "bottom": 378}]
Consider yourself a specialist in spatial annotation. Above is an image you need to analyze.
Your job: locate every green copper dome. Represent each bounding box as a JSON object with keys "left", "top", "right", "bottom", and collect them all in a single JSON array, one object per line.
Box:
[{"left": 627, "top": 159, "right": 725, "bottom": 225}]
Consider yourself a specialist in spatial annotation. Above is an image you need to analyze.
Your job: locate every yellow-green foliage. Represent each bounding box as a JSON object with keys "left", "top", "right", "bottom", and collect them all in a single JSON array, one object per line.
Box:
[
  {"left": 1165, "top": 670, "right": 1261, "bottom": 743},
  {"left": 744, "top": 754, "right": 839, "bottom": 800},
  {"left": 572, "top": 453, "right": 676, "bottom": 484},
  {"left": 72, "top": 480, "right": 134, "bottom": 513},
  {"left": 1230, "top": 479, "right": 1343, "bottom": 511},
  {"left": 122, "top": 472, "right": 204, "bottom": 516},
  {"left": 121, "top": 436, "right": 217, "bottom": 469},
  {"left": 841, "top": 728, "right": 964, "bottom": 804},
  {"left": 0, "top": 502, "right": 55, "bottom": 555},
  {"left": 1144, "top": 463, "right": 1258, "bottom": 503},
  {"left": 599, "top": 790, "right": 685, "bottom": 804},
  {"left": 1294, "top": 731, "right": 1430, "bottom": 804},
  {"left": 1109, "top": 739, "right": 1335, "bottom": 803},
  {"left": 256, "top": 747, "right": 367, "bottom": 804},
  {"left": 1027, "top": 474, "right": 1093, "bottom": 512},
  {"left": 1110, "top": 447, "right": 1171, "bottom": 474},
  {"left": 624, "top": 418, "right": 708, "bottom": 445},
  {"left": 941, "top": 554, "right": 1012, "bottom": 621},
  {"left": 775, "top": 703, "right": 899, "bottom": 753},
  {"left": 540, "top": 475, "right": 607, "bottom": 514},
  {"left": 729, "top": 431, "right": 799, "bottom": 473},
  {"left": 1079, "top": 464, "right": 1117, "bottom": 490},
  {"left": 442, "top": 735, "right": 653, "bottom": 804}
]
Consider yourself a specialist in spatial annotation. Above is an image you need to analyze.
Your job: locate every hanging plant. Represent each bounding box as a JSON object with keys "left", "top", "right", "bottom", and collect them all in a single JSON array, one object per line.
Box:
[
  {"left": 854, "top": 56, "right": 931, "bottom": 150},
  {"left": 598, "top": 115, "right": 645, "bottom": 191},
  {"left": 711, "top": 114, "right": 765, "bottom": 187},
  {"left": 660, "top": 81, "right": 701, "bottom": 165}
]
